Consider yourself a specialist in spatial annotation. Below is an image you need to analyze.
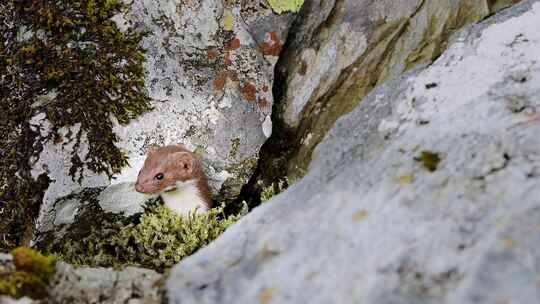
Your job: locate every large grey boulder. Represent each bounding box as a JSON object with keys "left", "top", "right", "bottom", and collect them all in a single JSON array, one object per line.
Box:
[
  {"left": 166, "top": 1, "right": 540, "bottom": 303},
  {"left": 32, "top": 0, "right": 295, "bottom": 231},
  {"left": 268, "top": 0, "right": 519, "bottom": 177}
]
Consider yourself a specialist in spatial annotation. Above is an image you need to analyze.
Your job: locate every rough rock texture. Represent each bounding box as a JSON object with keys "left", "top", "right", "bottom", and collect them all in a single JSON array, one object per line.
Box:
[
  {"left": 47, "top": 262, "right": 162, "bottom": 304},
  {"left": 265, "top": 0, "right": 520, "bottom": 178},
  {"left": 34, "top": 184, "right": 144, "bottom": 246},
  {"left": 32, "top": 0, "right": 296, "bottom": 231},
  {"left": 0, "top": 255, "right": 162, "bottom": 304},
  {"left": 167, "top": 1, "right": 540, "bottom": 303}
]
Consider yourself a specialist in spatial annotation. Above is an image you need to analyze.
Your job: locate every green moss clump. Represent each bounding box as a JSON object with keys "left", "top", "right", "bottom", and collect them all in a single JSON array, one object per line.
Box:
[
  {"left": 268, "top": 0, "right": 305, "bottom": 14},
  {"left": 0, "top": 0, "right": 151, "bottom": 249},
  {"left": 0, "top": 247, "right": 56, "bottom": 299},
  {"left": 415, "top": 150, "right": 442, "bottom": 172},
  {"left": 53, "top": 202, "right": 244, "bottom": 272}
]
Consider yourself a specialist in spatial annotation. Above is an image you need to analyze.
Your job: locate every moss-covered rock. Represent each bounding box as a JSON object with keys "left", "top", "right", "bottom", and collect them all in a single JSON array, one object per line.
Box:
[
  {"left": 0, "top": 0, "right": 151, "bottom": 250},
  {"left": 0, "top": 248, "right": 56, "bottom": 299}
]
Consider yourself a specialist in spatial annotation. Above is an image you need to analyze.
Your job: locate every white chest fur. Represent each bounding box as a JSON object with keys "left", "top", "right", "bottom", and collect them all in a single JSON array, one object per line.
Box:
[{"left": 160, "top": 180, "right": 208, "bottom": 216}]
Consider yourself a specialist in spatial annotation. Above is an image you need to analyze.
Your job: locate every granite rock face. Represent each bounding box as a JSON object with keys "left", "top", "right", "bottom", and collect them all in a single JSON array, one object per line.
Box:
[
  {"left": 31, "top": 0, "right": 295, "bottom": 231},
  {"left": 166, "top": 1, "right": 540, "bottom": 303},
  {"left": 267, "top": 0, "right": 520, "bottom": 177}
]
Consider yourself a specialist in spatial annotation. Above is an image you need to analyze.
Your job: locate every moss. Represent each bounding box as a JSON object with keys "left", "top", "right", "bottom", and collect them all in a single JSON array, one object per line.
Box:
[
  {"left": 0, "top": 248, "right": 56, "bottom": 299},
  {"left": 0, "top": 0, "right": 151, "bottom": 249},
  {"left": 260, "top": 177, "right": 291, "bottom": 202},
  {"left": 51, "top": 200, "right": 245, "bottom": 272},
  {"left": 268, "top": 0, "right": 304, "bottom": 14},
  {"left": 415, "top": 151, "right": 441, "bottom": 172}
]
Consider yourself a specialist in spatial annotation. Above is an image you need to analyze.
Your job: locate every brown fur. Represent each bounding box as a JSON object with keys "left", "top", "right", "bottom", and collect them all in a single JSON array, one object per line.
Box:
[{"left": 135, "top": 145, "right": 213, "bottom": 209}]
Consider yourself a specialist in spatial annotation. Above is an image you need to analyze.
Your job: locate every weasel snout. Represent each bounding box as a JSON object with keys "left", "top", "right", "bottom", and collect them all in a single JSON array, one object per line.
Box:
[{"left": 135, "top": 182, "right": 152, "bottom": 194}]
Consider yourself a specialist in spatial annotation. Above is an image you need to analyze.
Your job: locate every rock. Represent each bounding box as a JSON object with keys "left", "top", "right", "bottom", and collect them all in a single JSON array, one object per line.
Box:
[
  {"left": 31, "top": 0, "right": 296, "bottom": 233},
  {"left": 0, "top": 297, "right": 33, "bottom": 304},
  {"left": 268, "top": 0, "right": 520, "bottom": 177},
  {"left": 34, "top": 185, "right": 142, "bottom": 246},
  {"left": 0, "top": 254, "right": 162, "bottom": 304},
  {"left": 166, "top": 1, "right": 540, "bottom": 303},
  {"left": 48, "top": 262, "right": 162, "bottom": 304}
]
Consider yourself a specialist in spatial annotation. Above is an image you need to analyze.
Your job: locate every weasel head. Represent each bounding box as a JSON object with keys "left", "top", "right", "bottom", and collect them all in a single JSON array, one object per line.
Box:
[{"left": 135, "top": 145, "right": 199, "bottom": 194}]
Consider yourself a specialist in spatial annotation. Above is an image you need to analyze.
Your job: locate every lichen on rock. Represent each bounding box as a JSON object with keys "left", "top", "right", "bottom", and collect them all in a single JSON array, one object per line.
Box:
[{"left": 268, "top": 0, "right": 305, "bottom": 14}]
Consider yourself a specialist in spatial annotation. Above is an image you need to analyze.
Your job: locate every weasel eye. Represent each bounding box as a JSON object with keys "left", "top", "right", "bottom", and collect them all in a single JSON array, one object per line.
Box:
[{"left": 154, "top": 173, "right": 164, "bottom": 181}]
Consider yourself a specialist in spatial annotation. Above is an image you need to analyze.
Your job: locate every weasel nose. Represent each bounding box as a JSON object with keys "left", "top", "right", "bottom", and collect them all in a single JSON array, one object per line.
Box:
[{"left": 135, "top": 183, "right": 144, "bottom": 193}]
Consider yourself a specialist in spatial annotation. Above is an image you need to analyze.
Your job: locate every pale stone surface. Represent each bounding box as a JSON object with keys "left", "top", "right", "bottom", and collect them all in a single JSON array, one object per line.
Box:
[
  {"left": 48, "top": 263, "right": 162, "bottom": 304},
  {"left": 166, "top": 2, "right": 540, "bottom": 303},
  {"left": 0, "top": 257, "right": 163, "bottom": 304},
  {"left": 97, "top": 182, "right": 151, "bottom": 216},
  {"left": 0, "top": 297, "right": 33, "bottom": 304}
]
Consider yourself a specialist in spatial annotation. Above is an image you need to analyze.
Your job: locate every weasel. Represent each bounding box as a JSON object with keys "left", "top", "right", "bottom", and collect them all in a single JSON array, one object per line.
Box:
[{"left": 135, "top": 145, "right": 213, "bottom": 216}]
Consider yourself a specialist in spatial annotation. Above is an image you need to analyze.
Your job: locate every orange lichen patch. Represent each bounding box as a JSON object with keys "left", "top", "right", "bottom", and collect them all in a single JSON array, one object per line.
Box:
[
  {"left": 224, "top": 51, "right": 232, "bottom": 66},
  {"left": 213, "top": 70, "right": 228, "bottom": 91},
  {"left": 207, "top": 49, "right": 218, "bottom": 60},
  {"left": 225, "top": 37, "right": 241, "bottom": 51},
  {"left": 260, "top": 31, "right": 283, "bottom": 57},
  {"left": 258, "top": 97, "right": 271, "bottom": 111},
  {"left": 241, "top": 83, "right": 257, "bottom": 102}
]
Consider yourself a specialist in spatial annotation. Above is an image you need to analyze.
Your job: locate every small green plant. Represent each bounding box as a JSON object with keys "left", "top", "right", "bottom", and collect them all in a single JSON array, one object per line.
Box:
[
  {"left": 0, "top": 247, "right": 56, "bottom": 299},
  {"left": 53, "top": 202, "right": 245, "bottom": 272}
]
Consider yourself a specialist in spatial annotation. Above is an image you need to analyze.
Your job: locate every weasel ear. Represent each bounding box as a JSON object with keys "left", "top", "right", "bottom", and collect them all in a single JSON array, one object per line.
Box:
[
  {"left": 146, "top": 145, "right": 158, "bottom": 155},
  {"left": 170, "top": 152, "right": 194, "bottom": 175}
]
